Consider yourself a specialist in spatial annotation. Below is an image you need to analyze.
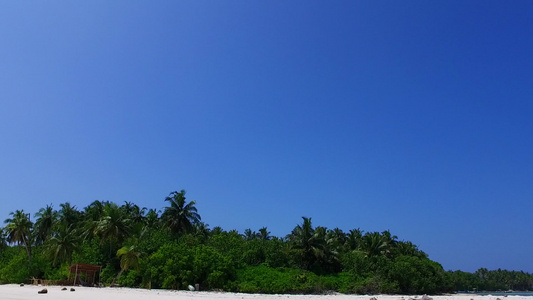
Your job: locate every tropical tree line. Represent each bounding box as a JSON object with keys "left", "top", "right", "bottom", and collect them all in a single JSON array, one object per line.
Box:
[
  {"left": 448, "top": 268, "right": 533, "bottom": 292},
  {"left": 1, "top": 189, "right": 532, "bottom": 294}
]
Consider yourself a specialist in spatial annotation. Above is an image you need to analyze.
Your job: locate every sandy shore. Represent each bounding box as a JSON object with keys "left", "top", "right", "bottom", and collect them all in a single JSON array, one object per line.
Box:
[{"left": 0, "top": 284, "right": 527, "bottom": 300}]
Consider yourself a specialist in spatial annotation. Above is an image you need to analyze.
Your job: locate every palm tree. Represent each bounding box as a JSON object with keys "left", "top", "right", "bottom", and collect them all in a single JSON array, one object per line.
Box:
[
  {"left": 243, "top": 228, "right": 258, "bottom": 241},
  {"left": 193, "top": 222, "right": 210, "bottom": 243},
  {"left": 360, "top": 232, "right": 389, "bottom": 258},
  {"left": 312, "top": 226, "right": 341, "bottom": 273},
  {"left": 47, "top": 225, "right": 80, "bottom": 266},
  {"left": 258, "top": 227, "right": 271, "bottom": 241},
  {"left": 161, "top": 190, "right": 201, "bottom": 235},
  {"left": 475, "top": 268, "right": 489, "bottom": 280},
  {"left": 114, "top": 238, "right": 141, "bottom": 284},
  {"left": 84, "top": 200, "right": 106, "bottom": 221},
  {"left": 94, "top": 203, "right": 132, "bottom": 246},
  {"left": 58, "top": 202, "right": 81, "bottom": 229},
  {"left": 393, "top": 241, "right": 427, "bottom": 258},
  {"left": 121, "top": 202, "right": 146, "bottom": 224},
  {"left": 4, "top": 210, "right": 33, "bottom": 265},
  {"left": 381, "top": 230, "right": 398, "bottom": 249},
  {"left": 287, "top": 217, "right": 324, "bottom": 270},
  {"left": 345, "top": 228, "right": 363, "bottom": 251},
  {"left": 326, "top": 227, "right": 346, "bottom": 254},
  {"left": 0, "top": 228, "right": 8, "bottom": 250},
  {"left": 82, "top": 200, "right": 111, "bottom": 240},
  {"left": 144, "top": 208, "right": 161, "bottom": 229},
  {"left": 132, "top": 205, "right": 147, "bottom": 225},
  {"left": 34, "top": 204, "right": 58, "bottom": 245},
  {"left": 210, "top": 226, "right": 224, "bottom": 236}
]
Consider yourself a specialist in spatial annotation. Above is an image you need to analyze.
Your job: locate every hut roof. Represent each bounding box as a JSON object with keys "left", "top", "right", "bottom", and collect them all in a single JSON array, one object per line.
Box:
[{"left": 69, "top": 263, "right": 102, "bottom": 273}]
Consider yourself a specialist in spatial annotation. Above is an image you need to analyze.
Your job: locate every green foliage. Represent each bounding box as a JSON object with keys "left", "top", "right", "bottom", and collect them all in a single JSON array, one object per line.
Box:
[
  {"left": 43, "top": 263, "right": 70, "bottom": 281},
  {"left": 236, "top": 265, "right": 323, "bottom": 294},
  {"left": 72, "top": 237, "right": 105, "bottom": 265},
  {"left": 162, "top": 190, "right": 201, "bottom": 236},
  {"left": 341, "top": 251, "right": 448, "bottom": 294},
  {"left": 207, "top": 230, "right": 246, "bottom": 267},
  {"left": 4, "top": 210, "right": 33, "bottom": 266},
  {"left": 94, "top": 202, "right": 132, "bottom": 246},
  {"left": 263, "top": 238, "right": 291, "bottom": 268},
  {"left": 0, "top": 247, "right": 19, "bottom": 283},
  {"left": 0, "top": 248, "right": 30, "bottom": 283},
  {"left": 191, "top": 245, "right": 234, "bottom": 289},
  {"left": 100, "top": 264, "right": 118, "bottom": 285},
  {"left": 287, "top": 217, "right": 324, "bottom": 271},
  {"left": 46, "top": 225, "right": 80, "bottom": 266},
  {"left": 117, "top": 238, "right": 141, "bottom": 274},
  {"left": 452, "top": 268, "right": 533, "bottom": 291},
  {"left": 351, "top": 275, "right": 399, "bottom": 294},
  {"left": 448, "top": 270, "right": 481, "bottom": 291},
  {"left": 146, "top": 243, "right": 188, "bottom": 289},
  {"left": 146, "top": 242, "right": 234, "bottom": 290},
  {"left": 34, "top": 205, "right": 57, "bottom": 245},
  {"left": 342, "top": 251, "right": 374, "bottom": 277},
  {"left": 0, "top": 246, "right": 18, "bottom": 268},
  {"left": 242, "top": 240, "right": 266, "bottom": 266},
  {"left": 2, "top": 191, "right": 531, "bottom": 293},
  {"left": 386, "top": 256, "right": 446, "bottom": 294},
  {"left": 235, "top": 266, "right": 365, "bottom": 294},
  {"left": 137, "top": 228, "right": 173, "bottom": 256},
  {"left": 58, "top": 202, "right": 82, "bottom": 230},
  {"left": 28, "top": 247, "right": 54, "bottom": 279},
  {"left": 0, "top": 246, "right": 53, "bottom": 282},
  {"left": 118, "top": 270, "right": 141, "bottom": 287}
]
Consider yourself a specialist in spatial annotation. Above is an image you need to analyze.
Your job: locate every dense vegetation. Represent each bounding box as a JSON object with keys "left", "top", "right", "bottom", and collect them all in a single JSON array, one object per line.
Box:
[{"left": 1, "top": 189, "right": 532, "bottom": 294}]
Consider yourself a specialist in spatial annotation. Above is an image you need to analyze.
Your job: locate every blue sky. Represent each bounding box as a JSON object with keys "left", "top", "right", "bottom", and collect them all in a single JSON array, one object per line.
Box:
[{"left": 1, "top": 1, "right": 532, "bottom": 272}]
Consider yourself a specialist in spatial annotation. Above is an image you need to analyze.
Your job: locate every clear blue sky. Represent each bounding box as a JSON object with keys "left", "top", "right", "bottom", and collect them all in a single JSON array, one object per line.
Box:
[{"left": 1, "top": 1, "right": 532, "bottom": 272}]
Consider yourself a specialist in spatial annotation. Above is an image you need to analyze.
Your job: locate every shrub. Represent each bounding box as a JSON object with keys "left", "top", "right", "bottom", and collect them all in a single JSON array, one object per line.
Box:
[
  {"left": 118, "top": 270, "right": 141, "bottom": 287},
  {"left": 0, "top": 249, "right": 30, "bottom": 283},
  {"left": 145, "top": 243, "right": 234, "bottom": 290},
  {"left": 235, "top": 265, "right": 325, "bottom": 294},
  {"left": 386, "top": 256, "right": 446, "bottom": 294}
]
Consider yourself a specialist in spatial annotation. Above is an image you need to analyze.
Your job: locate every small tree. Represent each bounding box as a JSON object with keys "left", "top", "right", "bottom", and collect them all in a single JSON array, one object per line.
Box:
[
  {"left": 114, "top": 238, "right": 141, "bottom": 285},
  {"left": 4, "top": 210, "right": 33, "bottom": 266}
]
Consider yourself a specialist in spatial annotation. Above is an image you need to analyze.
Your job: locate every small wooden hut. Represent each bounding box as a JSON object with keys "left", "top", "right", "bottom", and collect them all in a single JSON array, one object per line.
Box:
[{"left": 69, "top": 263, "right": 102, "bottom": 286}]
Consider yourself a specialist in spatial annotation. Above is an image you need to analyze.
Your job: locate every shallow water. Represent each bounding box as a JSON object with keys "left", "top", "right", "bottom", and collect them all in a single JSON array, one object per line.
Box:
[{"left": 473, "top": 292, "right": 533, "bottom": 297}]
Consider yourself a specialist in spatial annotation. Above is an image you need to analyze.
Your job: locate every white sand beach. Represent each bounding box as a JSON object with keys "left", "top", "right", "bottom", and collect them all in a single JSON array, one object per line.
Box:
[{"left": 0, "top": 285, "right": 528, "bottom": 300}]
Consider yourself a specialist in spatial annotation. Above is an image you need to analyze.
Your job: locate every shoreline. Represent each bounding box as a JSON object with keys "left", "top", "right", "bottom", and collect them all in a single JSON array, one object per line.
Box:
[{"left": 2, "top": 284, "right": 533, "bottom": 300}]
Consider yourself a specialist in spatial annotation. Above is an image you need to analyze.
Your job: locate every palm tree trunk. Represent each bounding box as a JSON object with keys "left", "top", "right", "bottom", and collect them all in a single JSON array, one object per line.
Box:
[
  {"left": 25, "top": 245, "right": 32, "bottom": 266},
  {"left": 22, "top": 236, "right": 32, "bottom": 267},
  {"left": 111, "top": 269, "right": 123, "bottom": 286}
]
